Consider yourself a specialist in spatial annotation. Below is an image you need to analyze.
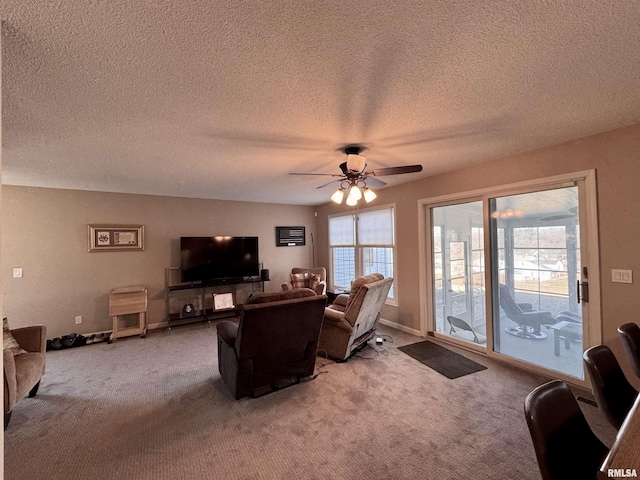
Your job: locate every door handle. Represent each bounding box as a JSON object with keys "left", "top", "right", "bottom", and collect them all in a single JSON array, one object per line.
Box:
[{"left": 577, "top": 280, "right": 589, "bottom": 303}]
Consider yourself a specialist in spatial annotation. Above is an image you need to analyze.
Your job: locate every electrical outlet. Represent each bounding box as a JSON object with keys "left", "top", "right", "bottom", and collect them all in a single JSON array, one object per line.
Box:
[
  {"left": 75, "top": 315, "right": 82, "bottom": 324},
  {"left": 12, "top": 268, "right": 23, "bottom": 278}
]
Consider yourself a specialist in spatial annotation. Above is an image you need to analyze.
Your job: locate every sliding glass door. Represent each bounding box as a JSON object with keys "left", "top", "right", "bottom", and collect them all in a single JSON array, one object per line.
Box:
[
  {"left": 432, "top": 202, "right": 486, "bottom": 345},
  {"left": 425, "top": 174, "right": 597, "bottom": 381},
  {"left": 490, "top": 187, "right": 584, "bottom": 378},
  {"left": 490, "top": 186, "right": 584, "bottom": 378}
]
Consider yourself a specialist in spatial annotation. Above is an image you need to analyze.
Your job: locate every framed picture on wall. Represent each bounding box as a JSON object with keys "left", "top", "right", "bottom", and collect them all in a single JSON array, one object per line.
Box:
[{"left": 88, "top": 225, "right": 144, "bottom": 252}]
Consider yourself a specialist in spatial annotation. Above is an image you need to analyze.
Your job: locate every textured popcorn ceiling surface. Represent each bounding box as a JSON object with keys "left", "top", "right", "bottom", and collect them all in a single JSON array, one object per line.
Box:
[{"left": 2, "top": 1, "right": 640, "bottom": 205}]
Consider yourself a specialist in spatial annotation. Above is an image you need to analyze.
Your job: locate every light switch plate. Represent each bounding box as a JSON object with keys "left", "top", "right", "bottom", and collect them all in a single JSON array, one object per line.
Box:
[
  {"left": 612, "top": 269, "right": 633, "bottom": 284},
  {"left": 12, "top": 268, "right": 23, "bottom": 278}
]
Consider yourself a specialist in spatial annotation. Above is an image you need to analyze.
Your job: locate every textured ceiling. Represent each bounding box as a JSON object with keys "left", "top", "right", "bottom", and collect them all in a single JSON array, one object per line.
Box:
[{"left": 2, "top": 1, "right": 640, "bottom": 206}]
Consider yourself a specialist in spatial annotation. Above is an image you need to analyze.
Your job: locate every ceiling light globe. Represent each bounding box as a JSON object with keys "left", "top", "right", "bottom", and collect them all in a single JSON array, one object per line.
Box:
[
  {"left": 346, "top": 196, "right": 358, "bottom": 206},
  {"left": 330, "top": 189, "right": 344, "bottom": 204},
  {"left": 348, "top": 184, "right": 362, "bottom": 201},
  {"left": 363, "top": 188, "right": 377, "bottom": 203}
]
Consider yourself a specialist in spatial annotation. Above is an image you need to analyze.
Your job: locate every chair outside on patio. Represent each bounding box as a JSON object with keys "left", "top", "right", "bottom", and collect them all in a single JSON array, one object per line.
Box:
[
  {"left": 498, "top": 284, "right": 557, "bottom": 340},
  {"left": 446, "top": 316, "right": 486, "bottom": 344}
]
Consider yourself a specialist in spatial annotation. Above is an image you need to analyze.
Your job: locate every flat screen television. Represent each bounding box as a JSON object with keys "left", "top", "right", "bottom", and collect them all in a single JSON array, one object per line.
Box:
[{"left": 180, "top": 236, "right": 259, "bottom": 283}]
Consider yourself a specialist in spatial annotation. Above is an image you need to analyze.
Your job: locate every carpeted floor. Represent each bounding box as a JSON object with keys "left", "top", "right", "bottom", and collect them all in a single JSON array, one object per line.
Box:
[{"left": 4, "top": 322, "right": 616, "bottom": 479}]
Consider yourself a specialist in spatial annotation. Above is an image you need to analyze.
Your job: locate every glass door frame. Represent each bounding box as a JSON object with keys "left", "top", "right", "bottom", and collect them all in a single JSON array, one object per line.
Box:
[
  {"left": 418, "top": 170, "right": 601, "bottom": 387},
  {"left": 428, "top": 199, "right": 486, "bottom": 351}
]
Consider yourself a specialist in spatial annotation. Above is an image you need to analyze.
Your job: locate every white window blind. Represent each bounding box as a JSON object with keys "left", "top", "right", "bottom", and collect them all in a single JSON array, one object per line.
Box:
[
  {"left": 358, "top": 208, "right": 394, "bottom": 245},
  {"left": 329, "top": 215, "right": 355, "bottom": 246}
]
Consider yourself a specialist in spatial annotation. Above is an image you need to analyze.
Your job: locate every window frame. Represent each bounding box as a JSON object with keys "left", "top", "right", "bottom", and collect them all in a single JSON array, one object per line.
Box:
[{"left": 328, "top": 204, "right": 397, "bottom": 305}]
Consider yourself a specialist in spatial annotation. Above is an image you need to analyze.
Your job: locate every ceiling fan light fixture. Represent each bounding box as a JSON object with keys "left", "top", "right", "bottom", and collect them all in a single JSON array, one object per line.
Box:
[
  {"left": 330, "top": 188, "right": 344, "bottom": 204},
  {"left": 346, "top": 154, "right": 366, "bottom": 173},
  {"left": 348, "top": 184, "right": 362, "bottom": 202},
  {"left": 363, "top": 187, "right": 377, "bottom": 203},
  {"left": 345, "top": 195, "right": 358, "bottom": 207}
]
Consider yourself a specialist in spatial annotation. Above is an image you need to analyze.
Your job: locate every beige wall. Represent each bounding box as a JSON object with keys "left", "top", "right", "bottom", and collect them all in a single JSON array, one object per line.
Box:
[
  {"left": 1, "top": 22, "right": 4, "bottom": 475},
  {"left": 2, "top": 187, "right": 317, "bottom": 338},
  {"left": 4, "top": 123, "right": 640, "bottom": 359},
  {"left": 316, "top": 124, "right": 640, "bottom": 347}
]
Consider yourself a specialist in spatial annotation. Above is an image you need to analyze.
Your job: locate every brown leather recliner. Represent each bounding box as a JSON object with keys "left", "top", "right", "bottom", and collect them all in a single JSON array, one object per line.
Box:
[
  {"left": 216, "top": 289, "right": 327, "bottom": 399},
  {"left": 319, "top": 274, "right": 393, "bottom": 361},
  {"left": 4, "top": 324, "right": 47, "bottom": 428}
]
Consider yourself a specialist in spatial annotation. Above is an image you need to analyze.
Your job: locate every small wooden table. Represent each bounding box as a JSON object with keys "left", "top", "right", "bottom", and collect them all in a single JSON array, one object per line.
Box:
[
  {"left": 599, "top": 394, "right": 640, "bottom": 479},
  {"left": 108, "top": 285, "right": 148, "bottom": 342}
]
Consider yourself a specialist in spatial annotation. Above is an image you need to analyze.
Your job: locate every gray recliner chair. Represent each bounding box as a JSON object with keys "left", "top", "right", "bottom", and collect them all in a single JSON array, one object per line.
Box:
[
  {"left": 319, "top": 274, "right": 393, "bottom": 361},
  {"left": 4, "top": 324, "right": 47, "bottom": 428}
]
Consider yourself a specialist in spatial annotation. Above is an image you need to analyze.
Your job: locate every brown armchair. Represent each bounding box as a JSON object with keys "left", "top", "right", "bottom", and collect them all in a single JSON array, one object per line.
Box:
[
  {"left": 4, "top": 324, "right": 47, "bottom": 428},
  {"left": 281, "top": 267, "right": 327, "bottom": 295},
  {"left": 319, "top": 273, "right": 393, "bottom": 361},
  {"left": 216, "top": 289, "right": 327, "bottom": 399}
]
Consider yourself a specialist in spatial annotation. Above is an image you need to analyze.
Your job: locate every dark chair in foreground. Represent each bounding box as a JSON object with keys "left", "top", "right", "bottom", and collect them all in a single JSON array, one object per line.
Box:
[
  {"left": 216, "top": 289, "right": 327, "bottom": 400},
  {"left": 583, "top": 344, "right": 638, "bottom": 430},
  {"left": 524, "top": 380, "right": 608, "bottom": 480},
  {"left": 498, "top": 284, "right": 557, "bottom": 339},
  {"left": 446, "top": 316, "right": 486, "bottom": 344},
  {"left": 4, "top": 323, "right": 47, "bottom": 428},
  {"left": 319, "top": 274, "right": 393, "bottom": 361},
  {"left": 618, "top": 322, "right": 640, "bottom": 380}
]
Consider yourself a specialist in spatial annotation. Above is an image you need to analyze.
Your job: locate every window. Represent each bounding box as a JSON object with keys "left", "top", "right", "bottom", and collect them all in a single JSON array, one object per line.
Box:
[{"left": 329, "top": 206, "right": 395, "bottom": 300}]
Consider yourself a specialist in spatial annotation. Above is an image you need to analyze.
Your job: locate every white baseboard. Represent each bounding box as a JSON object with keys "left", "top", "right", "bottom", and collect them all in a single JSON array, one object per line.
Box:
[{"left": 379, "top": 318, "right": 424, "bottom": 338}]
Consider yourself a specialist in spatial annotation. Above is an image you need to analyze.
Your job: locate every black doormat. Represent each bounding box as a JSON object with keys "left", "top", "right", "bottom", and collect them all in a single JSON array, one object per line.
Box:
[{"left": 398, "top": 341, "right": 487, "bottom": 379}]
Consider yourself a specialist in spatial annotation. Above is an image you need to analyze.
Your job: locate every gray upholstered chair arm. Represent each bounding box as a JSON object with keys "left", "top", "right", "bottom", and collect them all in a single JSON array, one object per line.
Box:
[
  {"left": 326, "top": 294, "right": 348, "bottom": 312},
  {"left": 323, "top": 308, "right": 353, "bottom": 333},
  {"left": 314, "top": 281, "right": 327, "bottom": 296},
  {"left": 4, "top": 350, "right": 17, "bottom": 412},
  {"left": 11, "top": 325, "right": 47, "bottom": 353},
  {"left": 335, "top": 294, "right": 349, "bottom": 305},
  {"left": 217, "top": 321, "right": 238, "bottom": 347}
]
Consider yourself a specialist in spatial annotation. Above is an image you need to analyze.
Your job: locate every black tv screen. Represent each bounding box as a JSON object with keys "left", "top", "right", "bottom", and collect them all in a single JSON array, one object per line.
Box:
[{"left": 180, "top": 236, "right": 259, "bottom": 282}]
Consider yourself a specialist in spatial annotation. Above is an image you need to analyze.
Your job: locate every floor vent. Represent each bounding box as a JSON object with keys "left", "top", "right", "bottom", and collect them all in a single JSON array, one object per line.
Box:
[{"left": 576, "top": 395, "right": 598, "bottom": 407}]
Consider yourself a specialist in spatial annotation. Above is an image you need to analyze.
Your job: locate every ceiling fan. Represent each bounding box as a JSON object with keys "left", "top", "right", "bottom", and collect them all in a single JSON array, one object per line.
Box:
[{"left": 289, "top": 145, "right": 423, "bottom": 206}]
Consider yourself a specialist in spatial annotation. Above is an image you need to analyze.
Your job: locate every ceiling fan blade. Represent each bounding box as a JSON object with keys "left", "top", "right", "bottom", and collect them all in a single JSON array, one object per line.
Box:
[
  {"left": 366, "top": 165, "right": 423, "bottom": 176},
  {"left": 363, "top": 177, "right": 387, "bottom": 188},
  {"left": 316, "top": 179, "right": 343, "bottom": 189},
  {"left": 289, "top": 172, "right": 340, "bottom": 177}
]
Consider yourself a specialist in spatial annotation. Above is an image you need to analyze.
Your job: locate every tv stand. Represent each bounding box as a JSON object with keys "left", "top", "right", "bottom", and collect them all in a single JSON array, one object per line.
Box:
[{"left": 165, "top": 267, "right": 266, "bottom": 329}]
